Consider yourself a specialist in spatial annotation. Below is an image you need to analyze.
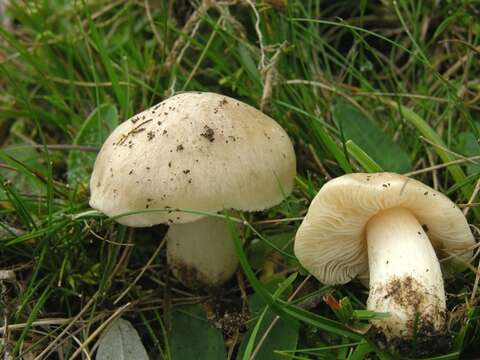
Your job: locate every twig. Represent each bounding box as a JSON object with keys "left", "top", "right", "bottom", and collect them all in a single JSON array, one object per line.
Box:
[
  {"left": 470, "top": 254, "right": 480, "bottom": 304},
  {"left": 182, "top": 16, "right": 223, "bottom": 90},
  {"left": 236, "top": 270, "right": 249, "bottom": 313},
  {"left": 34, "top": 292, "right": 100, "bottom": 360},
  {"left": 69, "top": 302, "right": 132, "bottom": 360},
  {"left": 464, "top": 178, "right": 480, "bottom": 217},
  {"left": 117, "top": 118, "right": 153, "bottom": 145},
  {"left": 284, "top": 79, "right": 337, "bottom": 93},
  {"left": 0, "top": 318, "right": 73, "bottom": 335},
  {"left": 426, "top": 149, "right": 439, "bottom": 190},
  {"left": 83, "top": 220, "right": 134, "bottom": 247},
  {"left": 404, "top": 155, "right": 480, "bottom": 177},
  {"left": 250, "top": 275, "right": 311, "bottom": 359},
  {"left": 244, "top": 0, "right": 265, "bottom": 70},
  {"left": 160, "top": 0, "right": 213, "bottom": 75},
  {"left": 44, "top": 76, "right": 129, "bottom": 87},
  {"left": 144, "top": 0, "right": 163, "bottom": 48},
  {"left": 227, "top": 329, "right": 240, "bottom": 360},
  {"left": 113, "top": 237, "right": 167, "bottom": 305},
  {"left": 4, "top": 144, "right": 99, "bottom": 152},
  {"left": 440, "top": 243, "right": 480, "bottom": 271},
  {"left": 308, "top": 144, "right": 331, "bottom": 180},
  {"left": 67, "top": 329, "right": 92, "bottom": 360},
  {"left": 147, "top": 269, "right": 197, "bottom": 297},
  {"left": 419, "top": 136, "right": 477, "bottom": 164},
  {"left": 107, "top": 228, "right": 137, "bottom": 291},
  {"left": 458, "top": 203, "right": 480, "bottom": 208},
  {"left": 252, "top": 217, "right": 304, "bottom": 225},
  {"left": 260, "top": 41, "right": 288, "bottom": 111},
  {"left": 0, "top": 224, "right": 24, "bottom": 237}
]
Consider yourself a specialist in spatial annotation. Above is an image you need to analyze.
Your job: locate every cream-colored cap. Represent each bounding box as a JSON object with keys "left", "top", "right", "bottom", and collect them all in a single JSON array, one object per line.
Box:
[
  {"left": 89, "top": 92, "right": 296, "bottom": 226},
  {"left": 294, "top": 172, "right": 475, "bottom": 285}
]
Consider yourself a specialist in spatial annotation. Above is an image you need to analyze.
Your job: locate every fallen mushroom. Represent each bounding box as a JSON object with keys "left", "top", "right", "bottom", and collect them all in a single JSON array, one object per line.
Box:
[
  {"left": 89, "top": 92, "right": 296, "bottom": 288},
  {"left": 294, "top": 172, "right": 475, "bottom": 354}
]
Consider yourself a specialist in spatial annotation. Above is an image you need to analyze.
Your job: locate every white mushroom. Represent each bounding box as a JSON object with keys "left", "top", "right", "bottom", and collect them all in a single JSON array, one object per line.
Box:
[
  {"left": 294, "top": 173, "right": 475, "bottom": 351},
  {"left": 90, "top": 92, "right": 296, "bottom": 288}
]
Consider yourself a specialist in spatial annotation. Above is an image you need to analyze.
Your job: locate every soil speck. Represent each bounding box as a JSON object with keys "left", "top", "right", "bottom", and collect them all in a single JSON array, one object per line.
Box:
[
  {"left": 200, "top": 125, "right": 215, "bottom": 142},
  {"left": 147, "top": 131, "right": 155, "bottom": 141}
]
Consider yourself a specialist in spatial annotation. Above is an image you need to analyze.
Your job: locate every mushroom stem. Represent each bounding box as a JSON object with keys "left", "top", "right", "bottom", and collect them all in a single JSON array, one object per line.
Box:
[
  {"left": 166, "top": 216, "right": 239, "bottom": 289},
  {"left": 366, "top": 207, "right": 446, "bottom": 342}
]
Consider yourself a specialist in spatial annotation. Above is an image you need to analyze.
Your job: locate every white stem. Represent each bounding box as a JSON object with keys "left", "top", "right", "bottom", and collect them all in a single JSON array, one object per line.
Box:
[
  {"left": 166, "top": 216, "right": 239, "bottom": 289},
  {"left": 366, "top": 207, "right": 446, "bottom": 340}
]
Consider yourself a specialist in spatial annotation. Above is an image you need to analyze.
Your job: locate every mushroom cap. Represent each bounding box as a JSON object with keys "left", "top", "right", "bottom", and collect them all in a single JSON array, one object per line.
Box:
[
  {"left": 89, "top": 92, "right": 296, "bottom": 226},
  {"left": 294, "top": 172, "right": 475, "bottom": 285}
]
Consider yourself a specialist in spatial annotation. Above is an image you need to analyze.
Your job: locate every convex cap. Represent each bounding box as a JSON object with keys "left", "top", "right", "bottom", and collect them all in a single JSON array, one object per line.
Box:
[
  {"left": 89, "top": 92, "right": 296, "bottom": 226},
  {"left": 294, "top": 172, "right": 475, "bottom": 284}
]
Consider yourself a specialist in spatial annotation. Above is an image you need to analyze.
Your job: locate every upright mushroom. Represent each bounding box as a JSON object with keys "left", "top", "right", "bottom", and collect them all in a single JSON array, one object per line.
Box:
[
  {"left": 90, "top": 92, "right": 296, "bottom": 288},
  {"left": 294, "top": 173, "right": 475, "bottom": 353}
]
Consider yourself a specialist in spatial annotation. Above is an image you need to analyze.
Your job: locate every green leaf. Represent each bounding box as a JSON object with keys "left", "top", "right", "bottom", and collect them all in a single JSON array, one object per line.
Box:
[
  {"left": 96, "top": 318, "right": 149, "bottom": 360},
  {"left": 170, "top": 304, "right": 227, "bottom": 360},
  {"left": 68, "top": 104, "right": 118, "bottom": 186},
  {"left": 348, "top": 340, "right": 375, "bottom": 360},
  {"left": 454, "top": 132, "right": 480, "bottom": 176},
  {"left": 0, "top": 120, "right": 49, "bottom": 197},
  {"left": 0, "top": 147, "right": 46, "bottom": 197},
  {"left": 247, "top": 232, "right": 295, "bottom": 270},
  {"left": 237, "top": 279, "right": 300, "bottom": 360},
  {"left": 334, "top": 103, "right": 411, "bottom": 173},
  {"left": 382, "top": 100, "right": 471, "bottom": 194}
]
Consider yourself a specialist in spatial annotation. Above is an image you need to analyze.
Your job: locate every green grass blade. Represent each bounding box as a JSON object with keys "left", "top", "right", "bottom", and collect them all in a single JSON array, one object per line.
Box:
[{"left": 346, "top": 140, "right": 383, "bottom": 173}]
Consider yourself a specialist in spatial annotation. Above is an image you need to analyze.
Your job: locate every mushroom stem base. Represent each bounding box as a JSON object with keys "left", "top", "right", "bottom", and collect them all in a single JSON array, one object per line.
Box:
[
  {"left": 366, "top": 207, "right": 447, "bottom": 345},
  {"left": 166, "top": 216, "right": 239, "bottom": 289}
]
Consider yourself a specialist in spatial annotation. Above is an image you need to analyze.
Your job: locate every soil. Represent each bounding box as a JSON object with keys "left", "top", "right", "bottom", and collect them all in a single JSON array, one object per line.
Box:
[
  {"left": 371, "top": 325, "right": 451, "bottom": 358},
  {"left": 169, "top": 258, "right": 225, "bottom": 291},
  {"left": 370, "top": 275, "right": 449, "bottom": 357},
  {"left": 200, "top": 125, "right": 215, "bottom": 142}
]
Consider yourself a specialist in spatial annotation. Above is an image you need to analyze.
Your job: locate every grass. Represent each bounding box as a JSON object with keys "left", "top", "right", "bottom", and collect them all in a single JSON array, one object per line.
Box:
[{"left": 0, "top": 0, "right": 479, "bottom": 359}]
